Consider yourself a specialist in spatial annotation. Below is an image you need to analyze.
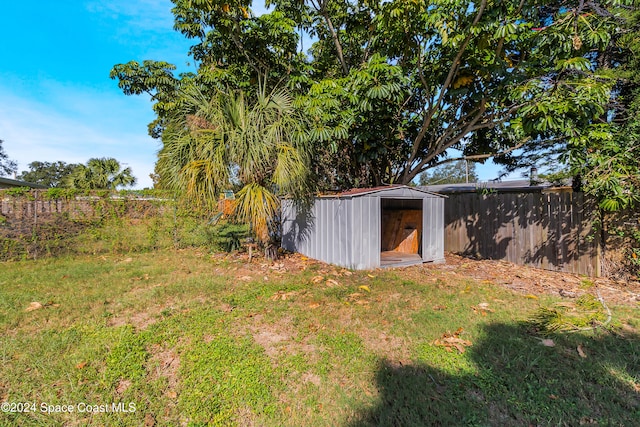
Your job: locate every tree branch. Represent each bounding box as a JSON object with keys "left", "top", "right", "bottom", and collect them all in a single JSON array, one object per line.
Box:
[{"left": 403, "top": 0, "right": 488, "bottom": 181}]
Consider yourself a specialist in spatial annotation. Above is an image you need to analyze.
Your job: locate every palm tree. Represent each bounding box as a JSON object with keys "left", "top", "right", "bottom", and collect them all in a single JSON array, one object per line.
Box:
[
  {"left": 65, "top": 158, "right": 136, "bottom": 189},
  {"left": 158, "top": 85, "right": 312, "bottom": 254}
]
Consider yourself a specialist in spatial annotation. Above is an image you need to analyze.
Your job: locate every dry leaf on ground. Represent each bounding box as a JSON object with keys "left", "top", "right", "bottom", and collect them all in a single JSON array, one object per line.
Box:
[
  {"left": 433, "top": 328, "right": 472, "bottom": 353},
  {"left": 577, "top": 345, "right": 587, "bottom": 358},
  {"left": 25, "top": 302, "right": 43, "bottom": 312},
  {"left": 325, "top": 279, "right": 340, "bottom": 287},
  {"left": 270, "top": 291, "right": 298, "bottom": 301}
]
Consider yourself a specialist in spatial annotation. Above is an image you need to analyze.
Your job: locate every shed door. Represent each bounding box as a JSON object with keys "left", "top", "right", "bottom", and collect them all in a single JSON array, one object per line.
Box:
[{"left": 380, "top": 198, "right": 423, "bottom": 255}]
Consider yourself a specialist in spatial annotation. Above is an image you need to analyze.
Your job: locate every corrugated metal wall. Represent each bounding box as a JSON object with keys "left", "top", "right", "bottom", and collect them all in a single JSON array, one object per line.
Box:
[
  {"left": 281, "top": 188, "right": 446, "bottom": 270},
  {"left": 422, "top": 197, "right": 445, "bottom": 262},
  {"left": 349, "top": 196, "right": 381, "bottom": 269}
]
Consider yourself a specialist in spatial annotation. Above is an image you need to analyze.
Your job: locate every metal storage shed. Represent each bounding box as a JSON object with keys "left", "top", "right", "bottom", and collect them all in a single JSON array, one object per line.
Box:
[{"left": 281, "top": 185, "right": 446, "bottom": 270}]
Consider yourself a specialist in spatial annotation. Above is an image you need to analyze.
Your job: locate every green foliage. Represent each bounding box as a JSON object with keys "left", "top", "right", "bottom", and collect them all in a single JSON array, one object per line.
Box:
[
  {"left": 104, "top": 327, "right": 149, "bottom": 386},
  {"left": 17, "top": 161, "right": 81, "bottom": 188},
  {"left": 111, "top": 0, "right": 639, "bottom": 191},
  {"left": 0, "top": 194, "right": 238, "bottom": 261},
  {"left": 0, "top": 139, "right": 17, "bottom": 177},
  {"left": 179, "top": 336, "right": 278, "bottom": 424},
  {"left": 2, "top": 187, "right": 33, "bottom": 198},
  {"left": 65, "top": 157, "right": 137, "bottom": 190},
  {"left": 529, "top": 295, "right": 609, "bottom": 334},
  {"left": 419, "top": 160, "right": 479, "bottom": 185},
  {"left": 158, "top": 85, "right": 312, "bottom": 244}
]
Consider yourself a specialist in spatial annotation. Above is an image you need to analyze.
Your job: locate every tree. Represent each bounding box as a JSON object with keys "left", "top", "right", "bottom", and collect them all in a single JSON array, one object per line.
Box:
[
  {"left": 157, "top": 85, "right": 312, "bottom": 251},
  {"left": 419, "top": 161, "right": 478, "bottom": 186},
  {"left": 64, "top": 158, "right": 136, "bottom": 190},
  {"left": 497, "top": 2, "right": 640, "bottom": 212},
  {"left": 17, "top": 161, "right": 81, "bottom": 188},
  {"left": 111, "top": 0, "right": 629, "bottom": 190},
  {"left": 0, "top": 139, "right": 17, "bottom": 177}
]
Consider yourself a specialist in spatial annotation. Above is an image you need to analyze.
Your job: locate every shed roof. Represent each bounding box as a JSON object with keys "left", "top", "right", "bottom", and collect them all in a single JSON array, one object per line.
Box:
[
  {"left": 319, "top": 184, "right": 444, "bottom": 199},
  {"left": 421, "top": 179, "right": 571, "bottom": 194},
  {"left": 0, "top": 177, "right": 47, "bottom": 189}
]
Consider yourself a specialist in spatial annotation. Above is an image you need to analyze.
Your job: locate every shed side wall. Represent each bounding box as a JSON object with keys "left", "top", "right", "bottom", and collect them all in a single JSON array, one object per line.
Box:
[
  {"left": 281, "top": 199, "right": 354, "bottom": 268},
  {"left": 422, "top": 197, "right": 445, "bottom": 262}
]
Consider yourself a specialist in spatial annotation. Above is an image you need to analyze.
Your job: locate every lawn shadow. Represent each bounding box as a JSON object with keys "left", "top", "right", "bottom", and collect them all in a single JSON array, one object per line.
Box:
[{"left": 350, "top": 323, "right": 640, "bottom": 426}]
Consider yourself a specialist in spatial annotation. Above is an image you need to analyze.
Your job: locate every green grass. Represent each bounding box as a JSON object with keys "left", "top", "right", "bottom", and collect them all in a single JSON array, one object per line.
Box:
[{"left": 1, "top": 249, "right": 638, "bottom": 426}]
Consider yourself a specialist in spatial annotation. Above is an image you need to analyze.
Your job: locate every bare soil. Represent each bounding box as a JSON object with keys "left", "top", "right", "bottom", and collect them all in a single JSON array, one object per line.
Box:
[
  {"left": 422, "top": 253, "right": 640, "bottom": 307},
  {"left": 228, "top": 251, "right": 640, "bottom": 307}
]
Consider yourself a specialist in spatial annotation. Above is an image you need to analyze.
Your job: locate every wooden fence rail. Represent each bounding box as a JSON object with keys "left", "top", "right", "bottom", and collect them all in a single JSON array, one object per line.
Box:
[{"left": 443, "top": 191, "right": 600, "bottom": 276}]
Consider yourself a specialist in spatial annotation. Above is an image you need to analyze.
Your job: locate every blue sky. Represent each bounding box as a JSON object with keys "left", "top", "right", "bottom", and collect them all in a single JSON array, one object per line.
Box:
[
  {"left": 0, "top": 0, "right": 193, "bottom": 188},
  {"left": 0, "top": 1, "right": 513, "bottom": 189}
]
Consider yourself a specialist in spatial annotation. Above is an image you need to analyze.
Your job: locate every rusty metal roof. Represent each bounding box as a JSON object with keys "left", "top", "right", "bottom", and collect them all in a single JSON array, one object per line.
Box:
[{"left": 319, "top": 184, "right": 444, "bottom": 199}]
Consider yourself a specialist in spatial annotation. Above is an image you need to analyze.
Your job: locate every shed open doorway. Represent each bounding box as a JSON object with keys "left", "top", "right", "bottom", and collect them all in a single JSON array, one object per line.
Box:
[{"left": 380, "top": 198, "right": 423, "bottom": 267}]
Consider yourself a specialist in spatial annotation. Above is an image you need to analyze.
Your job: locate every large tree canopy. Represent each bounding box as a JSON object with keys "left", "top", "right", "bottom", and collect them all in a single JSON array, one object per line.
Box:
[
  {"left": 17, "top": 161, "right": 81, "bottom": 188},
  {"left": 158, "top": 85, "right": 312, "bottom": 244},
  {"left": 64, "top": 158, "right": 137, "bottom": 190},
  {"left": 111, "top": 0, "right": 638, "bottom": 195}
]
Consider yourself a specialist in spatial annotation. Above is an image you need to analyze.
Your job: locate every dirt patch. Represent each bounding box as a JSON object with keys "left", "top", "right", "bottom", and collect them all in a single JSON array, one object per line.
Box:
[
  {"left": 147, "top": 344, "right": 180, "bottom": 397},
  {"left": 252, "top": 331, "right": 290, "bottom": 358},
  {"left": 234, "top": 406, "right": 257, "bottom": 427},
  {"left": 108, "top": 310, "right": 158, "bottom": 330},
  {"left": 359, "top": 330, "right": 411, "bottom": 363},
  {"left": 301, "top": 372, "right": 322, "bottom": 386},
  {"left": 115, "top": 379, "right": 131, "bottom": 395},
  {"left": 218, "top": 251, "right": 640, "bottom": 306},
  {"left": 418, "top": 253, "right": 640, "bottom": 307}
]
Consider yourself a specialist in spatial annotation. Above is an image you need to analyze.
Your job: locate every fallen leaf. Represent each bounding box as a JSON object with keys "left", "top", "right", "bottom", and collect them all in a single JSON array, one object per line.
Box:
[
  {"left": 76, "top": 362, "right": 87, "bottom": 369},
  {"left": 144, "top": 413, "right": 155, "bottom": 427},
  {"left": 238, "top": 276, "right": 252, "bottom": 281},
  {"left": 577, "top": 345, "right": 587, "bottom": 358},
  {"left": 116, "top": 379, "right": 130, "bottom": 394},
  {"left": 311, "top": 275, "right": 324, "bottom": 284},
  {"left": 367, "top": 274, "right": 375, "bottom": 278},
  {"left": 308, "top": 302, "right": 321, "bottom": 309},
  {"left": 541, "top": 339, "right": 555, "bottom": 347},
  {"left": 549, "top": 394, "right": 558, "bottom": 400},
  {"left": 325, "top": 279, "right": 340, "bottom": 287},
  {"left": 270, "top": 291, "right": 298, "bottom": 301},
  {"left": 359, "top": 285, "right": 371, "bottom": 292},
  {"left": 525, "top": 294, "right": 539, "bottom": 300},
  {"left": 25, "top": 302, "right": 43, "bottom": 312},
  {"left": 432, "top": 305, "right": 447, "bottom": 311},
  {"left": 166, "top": 390, "right": 177, "bottom": 399},
  {"left": 122, "top": 257, "right": 133, "bottom": 263},
  {"left": 433, "top": 329, "right": 472, "bottom": 353},
  {"left": 342, "top": 270, "right": 353, "bottom": 276},
  {"left": 472, "top": 303, "right": 495, "bottom": 315}
]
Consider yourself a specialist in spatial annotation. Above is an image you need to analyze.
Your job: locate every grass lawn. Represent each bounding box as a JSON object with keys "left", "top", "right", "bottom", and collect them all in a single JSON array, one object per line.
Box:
[{"left": 1, "top": 249, "right": 638, "bottom": 426}]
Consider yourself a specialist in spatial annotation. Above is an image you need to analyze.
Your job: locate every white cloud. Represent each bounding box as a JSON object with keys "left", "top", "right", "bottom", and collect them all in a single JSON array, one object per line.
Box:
[
  {"left": 85, "top": 0, "right": 176, "bottom": 32},
  {"left": 0, "top": 87, "right": 159, "bottom": 189}
]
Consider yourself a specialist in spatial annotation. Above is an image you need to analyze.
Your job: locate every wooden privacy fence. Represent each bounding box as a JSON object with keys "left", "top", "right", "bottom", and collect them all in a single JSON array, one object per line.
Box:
[{"left": 444, "top": 191, "right": 600, "bottom": 276}]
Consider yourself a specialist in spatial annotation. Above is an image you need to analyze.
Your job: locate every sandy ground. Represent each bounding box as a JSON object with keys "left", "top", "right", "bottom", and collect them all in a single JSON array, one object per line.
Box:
[{"left": 220, "top": 251, "right": 640, "bottom": 307}]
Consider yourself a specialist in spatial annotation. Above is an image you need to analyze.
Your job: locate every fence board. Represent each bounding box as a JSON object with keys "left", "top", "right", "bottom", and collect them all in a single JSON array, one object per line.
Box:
[{"left": 443, "top": 191, "right": 600, "bottom": 276}]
